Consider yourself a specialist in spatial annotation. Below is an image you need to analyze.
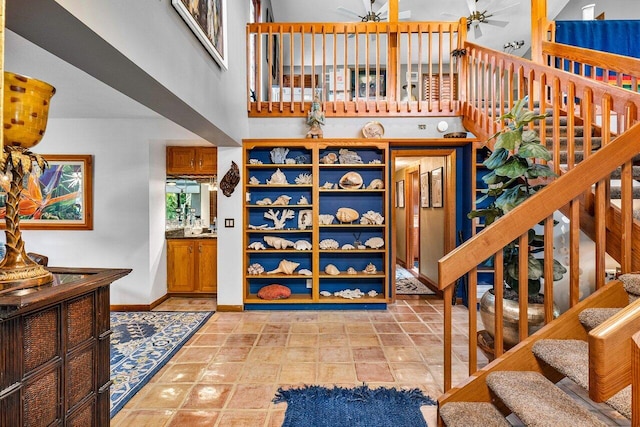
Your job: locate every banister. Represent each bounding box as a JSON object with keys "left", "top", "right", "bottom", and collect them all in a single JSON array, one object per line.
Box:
[{"left": 438, "top": 123, "right": 640, "bottom": 290}]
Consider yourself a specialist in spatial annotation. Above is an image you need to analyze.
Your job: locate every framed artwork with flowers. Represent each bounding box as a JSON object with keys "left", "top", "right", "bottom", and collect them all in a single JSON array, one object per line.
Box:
[{"left": 0, "top": 155, "right": 93, "bottom": 230}]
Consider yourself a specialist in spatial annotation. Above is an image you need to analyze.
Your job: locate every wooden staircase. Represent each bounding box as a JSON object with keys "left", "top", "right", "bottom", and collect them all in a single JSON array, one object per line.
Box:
[{"left": 439, "top": 276, "right": 640, "bottom": 426}]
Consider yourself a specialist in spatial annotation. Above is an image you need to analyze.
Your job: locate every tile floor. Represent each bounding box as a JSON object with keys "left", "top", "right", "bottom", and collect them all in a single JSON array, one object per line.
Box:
[{"left": 111, "top": 296, "right": 480, "bottom": 426}]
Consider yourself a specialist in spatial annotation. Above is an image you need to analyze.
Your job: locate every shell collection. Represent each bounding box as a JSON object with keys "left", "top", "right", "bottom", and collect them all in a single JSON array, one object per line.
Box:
[
  {"left": 295, "top": 173, "right": 312, "bottom": 185},
  {"left": 320, "top": 288, "right": 378, "bottom": 299},
  {"left": 365, "top": 237, "right": 384, "bottom": 249},
  {"left": 321, "top": 182, "right": 335, "bottom": 189},
  {"left": 256, "top": 198, "right": 272, "bottom": 205},
  {"left": 338, "top": 172, "right": 364, "bottom": 189},
  {"left": 319, "top": 239, "right": 340, "bottom": 249},
  {"left": 270, "top": 147, "right": 290, "bottom": 164},
  {"left": 247, "top": 263, "right": 265, "bottom": 275},
  {"left": 319, "top": 152, "right": 338, "bottom": 164},
  {"left": 249, "top": 159, "right": 263, "bottom": 165},
  {"left": 249, "top": 176, "right": 260, "bottom": 185},
  {"left": 248, "top": 242, "right": 266, "bottom": 250},
  {"left": 363, "top": 263, "right": 378, "bottom": 274},
  {"left": 360, "top": 211, "right": 384, "bottom": 225},
  {"left": 341, "top": 244, "right": 355, "bottom": 250},
  {"left": 324, "top": 264, "right": 340, "bottom": 275},
  {"left": 298, "top": 269, "right": 312, "bottom": 276},
  {"left": 264, "top": 209, "right": 295, "bottom": 229},
  {"left": 318, "top": 214, "right": 335, "bottom": 225},
  {"left": 264, "top": 236, "right": 294, "bottom": 249},
  {"left": 338, "top": 149, "right": 363, "bottom": 164},
  {"left": 293, "top": 240, "right": 312, "bottom": 251},
  {"left": 336, "top": 207, "right": 359, "bottom": 223},
  {"left": 346, "top": 267, "right": 357, "bottom": 275},
  {"left": 297, "top": 196, "right": 309, "bottom": 205},
  {"left": 367, "top": 179, "right": 384, "bottom": 189},
  {"left": 267, "top": 168, "right": 288, "bottom": 185},
  {"left": 267, "top": 259, "right": 300, "bottom": 275},
  {"left": 271, "top": 195, "right": 292, "bottom": 205}
]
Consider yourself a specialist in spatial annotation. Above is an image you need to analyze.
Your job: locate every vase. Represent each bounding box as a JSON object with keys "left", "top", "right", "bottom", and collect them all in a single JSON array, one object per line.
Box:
[{"left": 479, "top": 289, "right": 559, "bottom": 348}]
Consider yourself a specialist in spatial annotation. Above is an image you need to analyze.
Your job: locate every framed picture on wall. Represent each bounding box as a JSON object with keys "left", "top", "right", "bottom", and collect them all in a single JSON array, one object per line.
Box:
[
  {"left": 172, "top": 0, "right": 228, "bottom": 69},
  {"left": 420, "top": 172, "right": 430, "bottom": 208},
  {"left": 396, "top": 180, "right": 405, "bottom": 208},
  {"left": 431, "top": 167, "right": 443, "bottom": 208}
]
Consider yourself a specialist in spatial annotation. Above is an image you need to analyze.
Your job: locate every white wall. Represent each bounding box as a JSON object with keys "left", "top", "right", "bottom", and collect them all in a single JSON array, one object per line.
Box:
[{"left": 18, "top": 118, "right": 206, "bottom": 306}]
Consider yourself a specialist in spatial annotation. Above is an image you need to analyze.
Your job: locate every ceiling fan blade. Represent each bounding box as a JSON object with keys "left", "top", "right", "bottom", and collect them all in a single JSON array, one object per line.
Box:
[
  {"left": 466, "top": 0, "right": 477, "bottom": 14},
  {"left": 398, "top": 10, "right": 412, "bottom": 20},
  {"left": 490, "top": 2, "right": 521, "bottom": 16},
  {"left": 377, "top": 0, "right": 389, "bottom": 15},
  {"left": 483, "top": 18, "right": 509, "bottom": 27},
  {"left": 474, "top": 23, "right": 483, "bottom": 38},
  {"left": 337, "top": 6, "right": 363, "bottom": 20}
]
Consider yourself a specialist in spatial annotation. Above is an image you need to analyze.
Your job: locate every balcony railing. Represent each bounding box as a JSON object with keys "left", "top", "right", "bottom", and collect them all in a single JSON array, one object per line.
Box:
[{"left": 246, "top": 21, "right": 466, "bottom": 117}]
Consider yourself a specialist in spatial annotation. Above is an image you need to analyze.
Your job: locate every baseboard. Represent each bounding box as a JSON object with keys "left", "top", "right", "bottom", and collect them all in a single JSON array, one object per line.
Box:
[
  {"left": 110, "top": 294, "right": 169, "bottom": 312},
  {"left": 396, "top": 258, "right": 407, "bottom": 269},
  {"left": 216, "top": 304, "right": 244, "bottom": 312}
]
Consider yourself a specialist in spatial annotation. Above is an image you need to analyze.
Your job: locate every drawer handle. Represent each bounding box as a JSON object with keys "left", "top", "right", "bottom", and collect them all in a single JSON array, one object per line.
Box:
[
  {"left": 188, "top": 246, "right": 192, "bottom": 253},
  {"left": 199, "top": 244, "right": 202, "bottom": 253}
]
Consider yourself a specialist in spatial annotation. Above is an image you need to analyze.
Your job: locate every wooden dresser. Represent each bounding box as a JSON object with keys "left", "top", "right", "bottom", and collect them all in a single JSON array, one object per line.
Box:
[{"left": 0, "top": 267, "right": 131, "bottom": 426}]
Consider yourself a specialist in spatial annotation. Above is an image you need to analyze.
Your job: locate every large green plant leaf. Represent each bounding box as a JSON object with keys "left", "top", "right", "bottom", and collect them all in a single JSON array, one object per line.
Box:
[
  {"left": 495, "top": 185, "right": 528, "bottom": 212},
  {"left": 522, "top": 129, "right": 540, "bottom": 143},
  {"left": 483, "top": 147, "right": 509, "bottom": 169},
  {"left": 494, "top": 128, "right": 522, "bottom": 151},
  {"left": 526, "top": 163, "right": 556, "bottom": 179},
  {"left": 518, "top": 142, "right": 552, "bottom": 161},
  {"left": 495, "top": 157, "right": 528, "bottom": 178}
]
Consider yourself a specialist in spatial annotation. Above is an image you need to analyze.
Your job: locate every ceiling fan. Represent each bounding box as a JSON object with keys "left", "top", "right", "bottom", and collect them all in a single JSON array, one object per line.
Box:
[
  {"left": 442, "top": 0, "right": 519, "bottom": 38},
  {"left": 337, "top": 0, "right": 412, "bottom": 22}
]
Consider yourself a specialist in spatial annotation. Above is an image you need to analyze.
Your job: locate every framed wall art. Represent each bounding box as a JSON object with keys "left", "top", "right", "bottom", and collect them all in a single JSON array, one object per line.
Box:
[
  {"left": 172, "top": 0, "right": 228, "bottom": 69},
  {"left": 420, "top": 172, "right": 430, "bottom": 208},
  {"left": 396, "top": 180, "right": 405, "bottom": 208},
  {"left": 431, "top": 167, "right": 444, "bottom": 208},
  {"left": 0, "top": 155, "right": 93, "bottom": 230}
]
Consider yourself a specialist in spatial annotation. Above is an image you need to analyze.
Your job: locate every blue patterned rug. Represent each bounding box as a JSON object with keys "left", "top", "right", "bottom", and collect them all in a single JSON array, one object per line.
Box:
[
  {"left": 274, "top": 384, "right": 435, "bottom": 427},
  {"left": 109, "top": 311, "right": 213, "bottom": 418}
]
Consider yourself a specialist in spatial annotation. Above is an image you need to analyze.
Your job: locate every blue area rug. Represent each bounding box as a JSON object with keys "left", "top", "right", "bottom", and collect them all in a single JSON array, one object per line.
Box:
[
  {"left": 109, "top": 311, "right": 213, "bottom": 418},
  {"left": 274, "top": 384, "right": 435, "bottom": 427}
]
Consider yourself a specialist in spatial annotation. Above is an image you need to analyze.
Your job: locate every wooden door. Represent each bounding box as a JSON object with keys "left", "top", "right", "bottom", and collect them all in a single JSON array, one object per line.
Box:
[
  {"left": 167, "top": 240, "right": 196, "bottom": 292},
  {"left": 167, "top": 147, "right": 196, "bottom": 175},
  {"left": 197, "top": 148, "right": 217, "bottom": 174},
  {"left": 197, "top": 239, "right": 217, "bottom": 293}
]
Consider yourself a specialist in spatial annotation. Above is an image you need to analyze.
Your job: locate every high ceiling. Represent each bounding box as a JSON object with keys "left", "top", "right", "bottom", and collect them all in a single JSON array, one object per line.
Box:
[{"left": 270, "top": 0, "right": 569, "bottom": 56}]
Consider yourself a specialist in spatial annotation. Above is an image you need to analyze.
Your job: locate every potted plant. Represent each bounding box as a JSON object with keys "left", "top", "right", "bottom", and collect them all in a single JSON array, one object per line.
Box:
[{"left": 468, "top": 97, "right": 567, "bottom": 348}]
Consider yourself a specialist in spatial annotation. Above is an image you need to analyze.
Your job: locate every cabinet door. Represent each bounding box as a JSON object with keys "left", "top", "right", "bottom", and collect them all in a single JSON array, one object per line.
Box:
[
  {"left": 196, "top": 148, "right": 217, "bottom": 174},
  {"left": 167, "top": 240, "right": 196, "bottom": 292},
  {"left": 167, "top": 147, "right": 196, "bottom": 175},
  {"left": 197, "top": 239, "right": 217, "bottom": 293}
]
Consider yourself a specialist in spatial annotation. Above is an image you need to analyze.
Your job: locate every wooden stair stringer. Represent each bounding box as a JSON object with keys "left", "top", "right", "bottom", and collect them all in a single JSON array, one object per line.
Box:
[{"left": 437, "top": 280, "right": 629, "bottom": 422}]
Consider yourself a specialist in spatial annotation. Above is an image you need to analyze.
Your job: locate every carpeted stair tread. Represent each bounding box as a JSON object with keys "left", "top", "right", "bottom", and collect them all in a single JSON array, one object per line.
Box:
[
  {"left": 486, "top": 371, "right": 607, "bottom": 426},
  {"left": 578, "top": 308, "right": 623, "bottom": 331},
  {"left": 609, "top": 186, "right": 640, "bottom": 199},
  {"left": 610, "top": 166, "right": 640, "bottom": 180},
  {"left": 532, "top": 339, "right": 633, "bottom": 419},
  {"left": 439, "top": 402, "right": 510, "bottom": 427},
  {"left": 619, "top": 273, "right": 640, "bottom": 300}
]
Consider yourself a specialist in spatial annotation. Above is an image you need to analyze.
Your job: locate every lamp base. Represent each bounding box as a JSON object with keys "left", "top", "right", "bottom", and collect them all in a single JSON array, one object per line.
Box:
[{"left": 0, "top": 264, "right": 53, "bottom": 293}]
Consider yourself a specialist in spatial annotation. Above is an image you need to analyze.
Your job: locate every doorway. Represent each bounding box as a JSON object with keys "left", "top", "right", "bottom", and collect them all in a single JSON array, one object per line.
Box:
[{"left": 406, "top": 167, "right": 420, "bottom": 275}]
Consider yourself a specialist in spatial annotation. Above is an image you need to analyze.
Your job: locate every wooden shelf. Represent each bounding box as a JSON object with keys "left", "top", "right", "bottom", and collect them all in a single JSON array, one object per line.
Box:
[
  {"left": 319, "top": 164, "right": 384, "bottom": 168},
  {"left": 319, "top": 189, "right": 385, "bottom": 193},
  {"left": 246, "top": 163, "right": 312, "bottom": 168},
  {"left": 246, "top": 184, "right": 313, "bottom": 188},
  {"left": 319, "top": 273, "right": 385, "bottom": 278},
  {"left": 245, "top": 204, "right": 313, "bottom": 208}
]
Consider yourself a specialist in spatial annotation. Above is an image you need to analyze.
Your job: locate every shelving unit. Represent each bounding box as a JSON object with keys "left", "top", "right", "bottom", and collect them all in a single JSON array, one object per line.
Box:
[
  {"left": 472, "top": 146, "right": 495, "bottom": 301},
  {"left": 243, "top": 140, "right": 389, "bottom": 309}
]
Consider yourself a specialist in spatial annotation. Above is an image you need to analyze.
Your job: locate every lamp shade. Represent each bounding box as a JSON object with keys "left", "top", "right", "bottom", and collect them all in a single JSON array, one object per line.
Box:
[{"left": 3, "top": 72, "right": 56, "bottom": 149}]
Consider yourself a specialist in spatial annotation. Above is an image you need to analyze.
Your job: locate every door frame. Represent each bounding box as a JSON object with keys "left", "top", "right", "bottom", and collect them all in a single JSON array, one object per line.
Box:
[
  {"left": 405, "top": 164, "right": 421, "bottom": 276},
  {"left": 390, "top": 148, "right": 457, "bottom": 302}
]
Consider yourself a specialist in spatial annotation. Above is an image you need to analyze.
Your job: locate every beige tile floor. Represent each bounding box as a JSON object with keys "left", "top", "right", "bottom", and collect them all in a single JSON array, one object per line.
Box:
[{"left": 111, "top": 296, "right": 481, "bottom": 426}]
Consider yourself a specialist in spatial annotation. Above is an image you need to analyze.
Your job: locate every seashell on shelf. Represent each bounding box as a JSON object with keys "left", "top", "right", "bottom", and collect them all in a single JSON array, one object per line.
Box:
[
  {"left": 339, "top": 172, "right": 363, "bottom": 189},
  {"left": 368, "top": 290, "right": 378, "bottom": 297},
  {"left": 294, "top": 240, "right": 312, "bottom": 251},
  {"left": 249, "top": 176, "right": 260, "bottom": 185},
  {"left": 368, "top": 159, "right": 382, "bottom": 164},
  {"left": 365, "top": 237, "right": 384, "bottom": 249},
  {"left": 319, "top": 239, "right": 339, "bottom": 249},
  {"left": 256, "top": 198, "right": 272, "bottom": 205},
  {"left": 318, "top": 214, "right": 334, "bottom": 225},
  {"left": 319, "top": 152, "right": 338, "bottom": 164},
  {"left": 357, "top": 245, "right": 366, "bottom": 250},
  {"left": 271, "top": 195, "right": 292, "bottom": 205},
  {"left": 264, "top": 236, "right": 295, "bottom": 249},
  {"left": 267, "top": 259, "right": 300, "bottom": 275},
  {"left": 367, "top": 179, "right": 384, "bottom": 189},
  {"left": 295, "top": 155, "right": 310, "bottom": 164},
  {"left": 346, "top": 267, "right": 357, "bottom": 275},
  {"left": 324, "top": 264, "right": 340, "bottom": 275},
  {"left": 249, "top": 159, "right": 263, "bottom": 165},
  {"left": 336, "top": 207, "right": 359, "bottom": 223},
  {"left": 341, "top": 244, "right": 355, "bottom": 250},
  {"left": 334, "top": 288, "right": 364, "bottom": 299},
  {"left": 297, "top": 195, "right": 309, "bottom": 205},
  {"left": 267, "top": 168, "right": 288, "bottom": 185},
  {"left": 321, "top": 181, "right": 334, "bottom": 189},
  {"left": 248, "top": 242, "right": 266, "bottom": 250},
  {"left": 299, "top": 269, "right": 312, "bottom": 276},
  {"left": 360, "top": 211, "right": 384, "bottom": 225},
  {"left": 270, "top": 147, "right": 290, "bottom": 164},
  {"left": 247, "top": 263, "right": 265, "bottom": 275},
  {"left": 363, "top": 263, "right": 377, "bottom": 274},
  {"left": 295, "top": 173, "right": 312, "bottom": 185},
  {"left": 338, "top": 148, "right": 363, "bottom": 164},
  {"left": 320, "top": 290, "right": 332, "bottom": 297},
  {"left": 285, "top": 158, "right": 296, "bottom": 164}
]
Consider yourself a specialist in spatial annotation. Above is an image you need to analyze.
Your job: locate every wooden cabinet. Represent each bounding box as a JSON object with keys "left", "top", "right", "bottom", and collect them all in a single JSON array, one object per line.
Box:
[
  {"left": 243, "top": 140, "right": 388, "bottom": 309},
  {"left": 167, "top": 239, "right": 217, "bottom": 294},
  {"left": 166, "top": 146, "right": 217, "bottom": 175},
  {"left": 0, "top": 268, "right": 131, "bottom": 426}
]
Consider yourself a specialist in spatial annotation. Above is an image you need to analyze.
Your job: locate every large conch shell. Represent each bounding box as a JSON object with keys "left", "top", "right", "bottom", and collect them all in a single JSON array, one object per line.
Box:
[
  {"left": 264, "top": 236, "right": 295, "bottom": 249},
  {"left": 324, "top": 264, "right": 340, "bottom": 275},
  {"left": 272, "top": 195, "right": 292, "bottom": 205},
  {"left": 367, "top": 179, "right": 384, "bottom": 189},
  {"left": 267, "top": 259, "right": 300, "bottom": 275},
  {"left": 267, "top": 168, "right": 288, "bottom": 185},
  {"left": 339, "top": 172, "right": 364, "bottom": 189},
  {"left": 336, "top": 207, "right": 359, "bottom": 223}
]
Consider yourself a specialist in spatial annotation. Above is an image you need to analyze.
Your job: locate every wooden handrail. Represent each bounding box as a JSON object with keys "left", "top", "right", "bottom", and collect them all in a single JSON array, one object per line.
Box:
[
  {"left": 632, "top": 330, "right": 640, "bottom": 427},
  {"left": 589, "top": 298, "right": 640, "bottom": 402}
]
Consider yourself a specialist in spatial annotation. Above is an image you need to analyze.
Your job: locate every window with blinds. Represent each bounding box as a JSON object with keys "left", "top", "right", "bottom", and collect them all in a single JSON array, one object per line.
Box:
[{"left": 422, "top": 74, "right": 459, "bottom": 101}]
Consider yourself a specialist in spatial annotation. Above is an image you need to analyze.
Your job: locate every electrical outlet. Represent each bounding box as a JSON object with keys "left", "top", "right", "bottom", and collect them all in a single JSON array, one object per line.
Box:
[
  {"left": 225, "top": 218, "right": 234, "bottom": 228},
  {"left": 306, "top": 279, "right": 312, "bottom": 289},
  {"left": 418, "top": 124, "right": 426, "bottom": 130}
]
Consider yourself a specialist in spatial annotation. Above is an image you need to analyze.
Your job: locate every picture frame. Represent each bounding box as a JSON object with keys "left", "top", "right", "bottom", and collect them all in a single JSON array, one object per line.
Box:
[
  {"left": 420, "top": 172, "right": 430, "bottom": 208},
  {"left": 172, "top": 0, "right": 228, "bottom": 69},
  {"left": 396, "top": 180, "right": 405, "bottom": 208},
  {"left": 431, "top": 167, "right": 444, "bottom": 208},
  {"left": 0, "top": 155, "right": 93, "bottom": 230},
  {"left": 353, "top": 68, "right": 386, "bottom": 99}
]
